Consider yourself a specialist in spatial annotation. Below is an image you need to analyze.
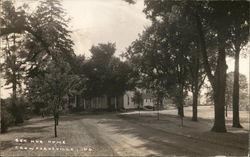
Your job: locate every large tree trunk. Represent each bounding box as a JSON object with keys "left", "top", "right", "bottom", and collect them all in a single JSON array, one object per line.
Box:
[
  {"left": 192, "top": 57, "right": 199, "bottom": 121},
  {"left": 138, "top": 103, "right": 141, "bottom": 117},
  {"left": 12, "top": 79, "right": 23, "bottom": 124},
  {"left": 192, "top": 89, "right": 198, "bottom": 121},
  {"left": 53, "top": 97, "right": 59, "bottom": 137},
  {"left": 54, "top": 114, "right": 57, "bottom": 137},
  {"left": 12, "top": 81, "right": 17, "bottom": 124},
  {"left": 56, "top": 114, "right": 59, "bottom": 126},
  {"left": 178, "top": 84, "right": 184, "bottom": 117},
  {"left": 212, "top": 87, "right": 227, "bottom": 132},
  {"left": 211, "top": 32, "right": 227, "bottom": 132},
  {"left": 54, "top": 104, "right": 58, "bottom": 137},
  {"left": 225, "top": 103, "right": 228, "bottom": 117},
  {"left": 12, "top": 81, "right": 17, "bottom": 103},
  {"left": 232, "top": 46, "right": 243, "bottom": 128},
  {"left": 157, "top": 103, "right": 160, "bottom": 120},
  {"left": 178, "top": 105, "right": 184, "bottom": 117},
  {"left": 196, "top": 14, "right": 226, "bottom": 132}
]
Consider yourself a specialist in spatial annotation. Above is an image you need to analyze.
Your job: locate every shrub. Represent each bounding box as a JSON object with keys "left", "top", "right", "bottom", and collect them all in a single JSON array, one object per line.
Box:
[
  {"left": 1, "top": 100, "right": 15, "bottom": 133},
  {"left": 8, "top": 97, "right": 28, "bottom": 124},
  {"left": 9, "top": 103, "right": 24, "bottom": 124}
]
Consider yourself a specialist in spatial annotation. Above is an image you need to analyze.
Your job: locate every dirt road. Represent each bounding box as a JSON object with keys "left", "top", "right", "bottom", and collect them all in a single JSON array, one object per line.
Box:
[{"left": 0, "top": 110, "right": 248, "bottom": 156}]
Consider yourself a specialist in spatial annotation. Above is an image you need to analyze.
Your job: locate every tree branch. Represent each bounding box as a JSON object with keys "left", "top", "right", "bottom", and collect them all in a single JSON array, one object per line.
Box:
[
  {"left": 195, "top": 14, "right": 215, "bottom": 90},
  {"left": 198, "top": 74, "right": 206, "bottom": 91}
]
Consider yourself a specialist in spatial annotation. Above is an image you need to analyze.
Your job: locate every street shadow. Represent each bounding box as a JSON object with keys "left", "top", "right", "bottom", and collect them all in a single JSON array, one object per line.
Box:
[
  {"left": 8, "top": 126, "right": 50, "bottom": 133},
  {"left": 200, "top": 131, "right": 248, "bottom": 149},
  {"left": 59, "top": 115, "right": 87, "bottom": 121},
  {"left": 0, "top": 140, "right": 14, "bottom": 151},
  {"left": 3, "top": 111, "right": 247, "bottom": 156},
  {"left": 120, "top": 111, "right": 248, "bottom": 130},
  {"left": 96, "top": 116, "right": 203, "bottom": 156},
  {"left": 58, "top": 112, "right": 118, "bottom": 122},
  {"left": 95, "top": 113, "right": 248, "bottom": 156},
  {"left": 24, "top": 117, "right": 54, "bottom": 124}
]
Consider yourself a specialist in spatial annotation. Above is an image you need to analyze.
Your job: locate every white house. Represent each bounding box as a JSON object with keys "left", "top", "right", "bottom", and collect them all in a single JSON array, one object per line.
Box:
[
  {"left": 122, "top": 91, "right": 138, "bottom": 109},
  {"left": 142, "top": 92, "right": 154, "bottom": 107},
  {"left": 69, "top": 91, "right": 138, "bottom": 110},
  {"left": 69, "top": 90, "right": 175, "bottom": 111}
]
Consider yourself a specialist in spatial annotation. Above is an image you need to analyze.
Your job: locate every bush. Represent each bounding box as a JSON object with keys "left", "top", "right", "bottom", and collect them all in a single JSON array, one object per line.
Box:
[
  {"left": 8, "top": 97, "right": 28, "bottom": 124},
  {"left": 9, "top": 103, "right": 24, "bottom": 124},
  {"left": 32, "top": 102, "right": 47, "bottom": 115},
  {"left": 1, "top": 101, "right": 15, "bottom": 133}
]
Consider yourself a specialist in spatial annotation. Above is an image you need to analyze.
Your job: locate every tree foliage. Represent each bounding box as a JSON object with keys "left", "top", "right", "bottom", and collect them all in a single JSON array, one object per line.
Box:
[
  {"left": 84, "top": 43, "right": 137, "bottom": 109},
  {"left": 226, "top": 72, "right": 248, "bottom": 110},
  {"left": 126, "top": 0, "right": 249, "bottom": 132},
  {"left": 0, "top": 0, "right": 30, "bottom": 124}
]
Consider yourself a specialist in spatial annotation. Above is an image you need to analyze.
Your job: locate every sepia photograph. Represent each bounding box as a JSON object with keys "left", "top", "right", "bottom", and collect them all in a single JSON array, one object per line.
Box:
[{"left": 0, "top": 0, "right": 249, "bottom": 156}]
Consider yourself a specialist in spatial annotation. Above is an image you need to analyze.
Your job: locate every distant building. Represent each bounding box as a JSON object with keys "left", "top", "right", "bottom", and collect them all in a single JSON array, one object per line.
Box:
[
  {"left": 68, "top": 91, "right": 138, "bottom": 110},
  {"left": 122, "top": 91, "right": 138, "bottom": 109},
  {"left": 142, "top": 92, "right": 154, "bottom": 107},
  {"left": 68, "top": 90, "right": 174, "bottom": 111}
]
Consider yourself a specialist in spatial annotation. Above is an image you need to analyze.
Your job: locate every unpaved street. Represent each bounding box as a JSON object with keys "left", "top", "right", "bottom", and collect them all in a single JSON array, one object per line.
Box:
[{"left": 0, "top": 107, "right": 248, "bottom": 156}]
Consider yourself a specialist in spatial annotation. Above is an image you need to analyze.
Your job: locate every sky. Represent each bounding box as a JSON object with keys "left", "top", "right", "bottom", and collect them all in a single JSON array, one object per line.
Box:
[
  {"left": 0, "top": 0, "right": 249, "bottom": 98},
  {"left": 13, "top": 0, "right": 150, "bottom": 57},
  {"left": 63, "top": 0, "right": 150, "bottom": 58}
]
